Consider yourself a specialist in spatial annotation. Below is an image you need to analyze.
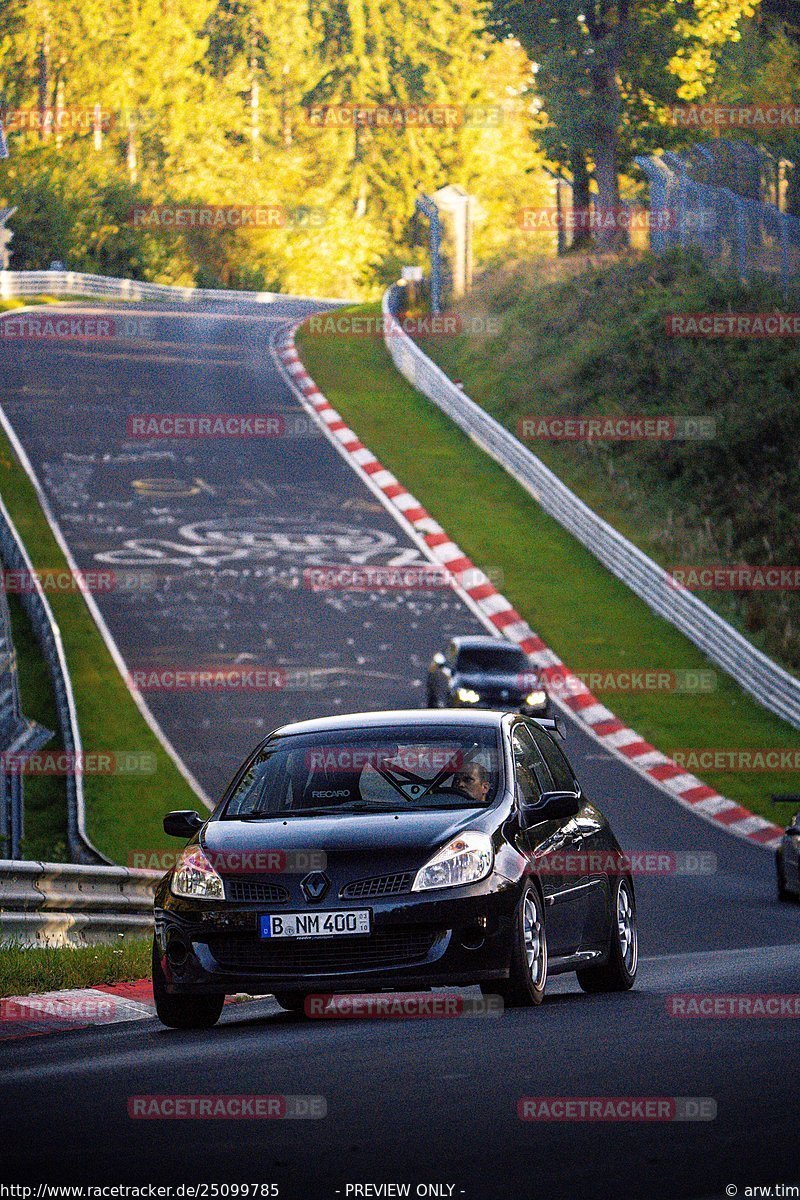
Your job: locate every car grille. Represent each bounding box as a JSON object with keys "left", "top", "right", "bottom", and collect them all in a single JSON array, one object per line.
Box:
[
  {"left": 224, "top": 879, "right": 290, "bottom": 904},
  {"left": 341, "top": 872, "right": 414, "bottom": 899},
  {"left": 206, "top": 927, "right": 441, "bottom": 974},
  {"left": 479, "top": 688, "right": 522, "bottom": 706}
]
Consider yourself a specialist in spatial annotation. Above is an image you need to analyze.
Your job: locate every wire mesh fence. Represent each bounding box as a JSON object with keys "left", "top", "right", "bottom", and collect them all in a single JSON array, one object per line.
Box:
[{"left": 636, "top": 140, "right": 800, "bottom": 296}]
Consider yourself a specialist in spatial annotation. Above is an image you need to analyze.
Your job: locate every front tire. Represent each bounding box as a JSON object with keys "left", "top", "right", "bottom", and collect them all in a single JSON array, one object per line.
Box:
[
  {"left": 776, "top": 848, "right": 794, "bottom": 902},
  {"left": 486, "top": 880, "right": 548, "bottom": 1007},
  {"left": 152, "top": 941, "right": 224, "bottom": 1029},
  {"left": 577, "top": 876, "right": 638, "bottom": 993}
]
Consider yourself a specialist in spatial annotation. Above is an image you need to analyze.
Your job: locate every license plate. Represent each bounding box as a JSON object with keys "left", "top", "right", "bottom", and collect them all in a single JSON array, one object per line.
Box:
[{"left": 259, "top": 909, "right": 371, "bottom": 940}]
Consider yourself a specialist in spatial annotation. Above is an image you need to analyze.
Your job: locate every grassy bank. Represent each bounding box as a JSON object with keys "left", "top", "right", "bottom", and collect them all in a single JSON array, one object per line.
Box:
[
  {"left": 0, "top": 937, "right": 150, "bottom": 997},
  {"left": 297, "top": 306, "right": 800, "bottom": 823},
  {"left": 419, "top": 252, "right": 800, "bottom": 676},
  {"left": 0, "top": 421, "right": 200, "bottom": 864}
]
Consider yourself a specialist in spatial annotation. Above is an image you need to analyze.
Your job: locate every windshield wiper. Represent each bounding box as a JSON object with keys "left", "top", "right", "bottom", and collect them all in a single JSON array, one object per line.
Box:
[{"left": 235, "top": 811, "right": 338, "bottom": 820}]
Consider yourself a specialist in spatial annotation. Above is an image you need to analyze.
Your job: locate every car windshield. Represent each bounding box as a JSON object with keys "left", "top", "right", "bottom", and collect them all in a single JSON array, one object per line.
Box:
[
  {"left": 221, "top": 724, "right": 503, "bottom": 818},
  {"left": 456, "top": 647, "right": 528, "bottom": 674}
]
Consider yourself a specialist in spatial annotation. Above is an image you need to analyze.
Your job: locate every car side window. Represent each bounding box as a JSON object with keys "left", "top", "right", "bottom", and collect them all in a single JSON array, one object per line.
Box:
[
  {"left": 226, "top": 751, "right": 270, "bottom": 814},
  {"left": 533, "top": 728, "right": 578, "bottom": 793},
  {"left": 511, "top": 725, "right": 549, "bottom": 805}
]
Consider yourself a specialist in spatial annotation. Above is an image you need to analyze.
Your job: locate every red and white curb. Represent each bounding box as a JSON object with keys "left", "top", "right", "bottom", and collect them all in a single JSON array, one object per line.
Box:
[
  {"left": 0, "top": 979, "right": 256, "bottom": 1042},
  {"left": 0, "top": 979, "right": 156, "bottom": 1041},
  {"left": 273, "top": 326, "right": 783, "bottom": 852}
]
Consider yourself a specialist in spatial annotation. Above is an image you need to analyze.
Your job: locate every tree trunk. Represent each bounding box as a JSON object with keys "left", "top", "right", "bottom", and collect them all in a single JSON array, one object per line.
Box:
[
  {"left": 587, "top": 30, "right": 628, "bottom": 250},
  {"left": 570, "top": 145, "right": 593, "bottom": 251},
  {"left": 37, "top": 29, "right": 50, "bottom": 140},
  {"left": 593, "top": 127, "right": 625, "bottom": 249}
]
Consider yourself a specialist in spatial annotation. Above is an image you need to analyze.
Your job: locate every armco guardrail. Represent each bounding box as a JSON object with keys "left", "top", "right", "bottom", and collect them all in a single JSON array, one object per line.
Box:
[
  {"left": 382, "top": 286, "right": 800, "bottom": 730},
  {"left": 0, "top": 268, "right": 346, "bottom": 306},
  {"left": 0, "top": 859, "right": 160, "bottom": 944},
  {"left": 0, "top": 494, "right": 108, "bottom": 864}
]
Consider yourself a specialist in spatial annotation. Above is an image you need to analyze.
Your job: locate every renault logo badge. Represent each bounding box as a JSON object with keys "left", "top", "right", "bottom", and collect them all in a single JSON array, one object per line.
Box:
[{"left": 301, "top": 871, "right": 331, "bottom": 903}]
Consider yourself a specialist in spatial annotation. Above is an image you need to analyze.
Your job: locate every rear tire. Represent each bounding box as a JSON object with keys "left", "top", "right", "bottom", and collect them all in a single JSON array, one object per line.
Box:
[
  {"left": 577, "top": 876, "right": 638, "bottom": 993},
  {"left": 486, "top": 881, "right": 548, "bottom": 1007},
  {"left": 152, "top": 941, "right": 224, "bottom": 1029}
]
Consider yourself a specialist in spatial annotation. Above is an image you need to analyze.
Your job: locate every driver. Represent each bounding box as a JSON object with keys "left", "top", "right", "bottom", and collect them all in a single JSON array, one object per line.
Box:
[{"left": 452, "top": 762, "right": 490, "bottom": 803}]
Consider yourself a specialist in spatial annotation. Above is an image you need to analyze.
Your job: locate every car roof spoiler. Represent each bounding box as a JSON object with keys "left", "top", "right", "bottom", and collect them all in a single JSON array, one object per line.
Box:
[
  {"left": 773, "top": 793, "right": 800, "bottom": 803},
  {"left": 531, "top": 716, "right": 566, "bottom": 741}
]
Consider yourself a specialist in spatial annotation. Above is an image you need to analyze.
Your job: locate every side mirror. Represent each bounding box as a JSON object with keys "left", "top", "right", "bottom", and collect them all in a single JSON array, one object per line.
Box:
[
  {"left": 523, "top": 790, "right": 581, "bottom": 822},
  {"left": 432, "top": 652, "right": 446, "bottom": 667},
  {"left": 163, "top": 810, "right": 204, "bottom": 838}
]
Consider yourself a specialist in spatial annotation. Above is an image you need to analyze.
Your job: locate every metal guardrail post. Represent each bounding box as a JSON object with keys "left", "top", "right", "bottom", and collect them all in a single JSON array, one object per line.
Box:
[
  {"left": 415, "top": 195, "right": 443, "bottom": 314},
  {"left": 734, "top": 195, "right": 748, "bottom": 281}
]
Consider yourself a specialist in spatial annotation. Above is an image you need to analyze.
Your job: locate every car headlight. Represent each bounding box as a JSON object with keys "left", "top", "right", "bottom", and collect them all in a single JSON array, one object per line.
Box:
[
  {"left": 412, "top": 832, "right": 494, "bottom": 892},
  {"left": 170, "top": 844, "right": 225, "bottom": 900},
  {"left": 525, "top": 690, "right": 547, "bottom": 708},
  {"left": 455, "top": 686, "right": 481, "bottom": 704}
]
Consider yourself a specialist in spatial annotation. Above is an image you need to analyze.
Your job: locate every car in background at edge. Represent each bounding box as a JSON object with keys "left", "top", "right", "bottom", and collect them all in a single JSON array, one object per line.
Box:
[
  {"left": 427, "top": 635, "right": 549, "bottom": 717},
  {"left": 152, "top": 708, "right": 637, "bottom": 1029},
  {"left": 774, "top": 793, "right": 800, "bottom": 901}
]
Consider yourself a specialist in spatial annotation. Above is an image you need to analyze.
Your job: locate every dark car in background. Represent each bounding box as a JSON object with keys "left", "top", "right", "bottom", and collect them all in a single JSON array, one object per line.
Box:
[
  {"left": 427, "top": 635, "right": 549, "bottom": 716},
  {"left": 152, "top": 709, "right": 637, "bottom": 1029}
]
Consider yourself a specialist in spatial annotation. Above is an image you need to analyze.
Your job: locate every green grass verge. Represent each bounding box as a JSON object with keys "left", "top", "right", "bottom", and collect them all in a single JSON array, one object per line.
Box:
[
  {"left": 0, "top": 423, "right": 200, "bottom": 864},
  {"left": 0, "top": 296, "right": 63, "bottom": 312},
  {"left": 297, "top": 305, "right": 800, "bottom": 824},
  {"left": 0, "top": 937, "right": 150, "bottom": 997}
]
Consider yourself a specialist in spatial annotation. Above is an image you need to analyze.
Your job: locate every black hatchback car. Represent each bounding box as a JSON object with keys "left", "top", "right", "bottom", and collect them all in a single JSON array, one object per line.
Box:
[
  {"left": 427, "top": 636, "right": 549, "bottom": 716},
  {"left": 153, "top": 710, "right": 637, "bottom": 1028}
]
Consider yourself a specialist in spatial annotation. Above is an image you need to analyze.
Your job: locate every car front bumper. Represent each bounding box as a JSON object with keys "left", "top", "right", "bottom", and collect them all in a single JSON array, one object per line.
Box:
[{"left": 154, "top": 875, "right": 523, "bottom": 996}]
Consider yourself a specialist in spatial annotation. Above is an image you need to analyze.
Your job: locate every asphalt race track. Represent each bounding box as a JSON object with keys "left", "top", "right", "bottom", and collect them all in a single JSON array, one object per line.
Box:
[{"left": 1, "top": 299, "right": 798, "bottom": 1199}]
